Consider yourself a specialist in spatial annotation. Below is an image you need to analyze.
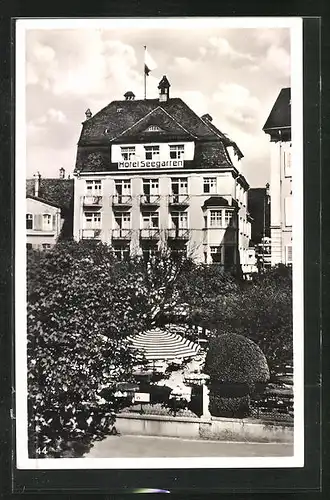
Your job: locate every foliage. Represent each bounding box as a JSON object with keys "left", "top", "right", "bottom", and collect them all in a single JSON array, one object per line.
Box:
[
  {"left": 205, "top": 333, "right": 270, "bottom": 386},
  {"left": 27, "top": 240, "right": 292, "bottom": 454},
  {"left": 199, "top": 266, "right": 293, "bottom": 375},
  {"left": 204, "top": 333, "right": 270, "bottom": 418},
  {"left": 27, "top": 241, "right": 144, "bottom": 457},
  {"left": 208, "top": 394, "right": 251, "bottom": 418}
]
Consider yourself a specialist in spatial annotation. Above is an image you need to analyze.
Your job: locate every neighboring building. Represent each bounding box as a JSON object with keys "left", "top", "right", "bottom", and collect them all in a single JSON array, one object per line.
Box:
[
  {"left": 263, "top": 88, "right": 292, "bottom": 266},
  {"left": 73, "top": 76, "right": 252, "bottom": 273},
  {"left": 248, "top": 185, "right": 271, "bottom": 246},
  {"left": 26, "top": 170, "right": 74, "bottom": 250}
]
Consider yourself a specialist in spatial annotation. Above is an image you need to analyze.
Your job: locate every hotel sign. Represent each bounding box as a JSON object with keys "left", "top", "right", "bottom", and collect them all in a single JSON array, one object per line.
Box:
[{"left": 118, "top": 159, "right": 184, "bottom": 169}]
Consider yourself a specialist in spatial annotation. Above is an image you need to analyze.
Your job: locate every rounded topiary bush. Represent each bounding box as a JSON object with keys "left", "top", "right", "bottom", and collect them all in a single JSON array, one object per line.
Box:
[{"left": 204, "top": 333, "right": 270, "bottom": 418}]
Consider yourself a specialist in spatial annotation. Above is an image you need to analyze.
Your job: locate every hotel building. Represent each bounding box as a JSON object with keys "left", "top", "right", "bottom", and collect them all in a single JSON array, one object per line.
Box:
[{"left": 73, "top": 76, "right": 252, "bottom": 272}]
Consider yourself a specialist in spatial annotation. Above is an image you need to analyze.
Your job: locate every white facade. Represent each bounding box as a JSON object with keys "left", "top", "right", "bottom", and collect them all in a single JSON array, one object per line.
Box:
[
  {"left": 26, "top": 197, "right": 63, "bottom": 250},
  {"left": 74, "top": 156, "right": 251, "bottom": 270}
]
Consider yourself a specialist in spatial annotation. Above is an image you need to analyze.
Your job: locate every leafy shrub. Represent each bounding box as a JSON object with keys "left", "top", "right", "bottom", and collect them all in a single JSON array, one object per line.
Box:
[
  {"left": 204, "top": 333, "right": 270, "bottom": 417},
  {"left": 205, "top": 333, "right": 270, "bottom": 387},
  {"left": 209, "top": 394, "right": 251, "bottom": 418}
]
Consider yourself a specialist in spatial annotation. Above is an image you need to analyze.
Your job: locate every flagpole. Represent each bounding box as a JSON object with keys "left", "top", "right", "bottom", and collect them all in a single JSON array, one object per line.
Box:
[{"left": 144, "top": 45, "right": 147, "bottom": 99}]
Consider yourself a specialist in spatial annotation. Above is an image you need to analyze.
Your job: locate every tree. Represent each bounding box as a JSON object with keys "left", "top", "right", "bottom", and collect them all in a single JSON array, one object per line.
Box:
[
  {"left": 195, "top": 266, "right": 293, "bottom": 376},
  {"left": 27, "top": 241, "right": 146, "bottom": 457}
]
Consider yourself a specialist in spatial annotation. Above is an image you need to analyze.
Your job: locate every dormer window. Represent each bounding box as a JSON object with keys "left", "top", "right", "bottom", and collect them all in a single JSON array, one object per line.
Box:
[
  {"left": 144, "top": 145, "right": 160, "bottom": 160},
  {"left": 170, "top": 144, "right": 184, "bottom": 160},
  {"left": 145, "top": 125, "right": 163, "bottom": 132},
  {"left": 121, "top": 146, "right": 135, "bottom": 161}
]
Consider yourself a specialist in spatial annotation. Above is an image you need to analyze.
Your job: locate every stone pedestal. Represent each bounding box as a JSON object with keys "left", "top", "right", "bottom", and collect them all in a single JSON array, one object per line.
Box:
[{"left": 202, "top": 383, "right": 211, "bottom": 419}]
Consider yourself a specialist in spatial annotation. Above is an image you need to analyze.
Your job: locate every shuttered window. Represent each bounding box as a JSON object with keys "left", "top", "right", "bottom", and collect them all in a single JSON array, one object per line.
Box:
[
  {"left": 284, "top": 196, "right": 292, "bottom": 227},
  {"left": 26, "top": 214, "right": 33, "bottom": 230},
  {"left": 42, "top": 214, "right": 52, "bottom": 231},
  {"left": 286, "top": 245, "right": 293, "bottom": 264}
]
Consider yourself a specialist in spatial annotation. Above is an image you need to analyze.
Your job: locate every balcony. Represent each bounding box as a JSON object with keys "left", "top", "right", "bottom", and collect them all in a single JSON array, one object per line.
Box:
[
  {"left": 81, "top": 228, "right": 101, "bottom": 240},
  {"left": 167, "top": 228, "right": 190, "bottom": 240},
  {"left": 140, "top": 228, "right": 160, "bottom": 240},
  {"left": 112, "top": 194, "right": 132, "bottom": 207},
  {"left": 112, "top": 228, "right": 132, "bottom": 240},
  {"left": 83, "top": 195, "right": 102, "bottom": 207},
  {"left": 140, "top": 194, "right": 160, "bottom": 206},
  {"left": 168, "top": 194, "right": 189, "bottom": 207}
]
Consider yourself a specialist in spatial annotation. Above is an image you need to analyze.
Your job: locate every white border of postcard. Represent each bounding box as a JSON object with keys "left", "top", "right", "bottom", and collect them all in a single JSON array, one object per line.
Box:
[{"left": 15, "top": 16, "right": 304, "bottom": 469}]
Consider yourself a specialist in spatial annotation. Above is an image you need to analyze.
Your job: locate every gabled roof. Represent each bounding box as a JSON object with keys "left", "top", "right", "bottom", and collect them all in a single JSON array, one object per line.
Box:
[
  {"left": 111, "top": 105, "right": 197, "bottom": 143},
  {"left": 26, "top": 195, "right": 62, "bottom": 209},
  {"left": 78, "top": 97, "right": 219, "bottom": 145},
  {"left": 263, "top": 88, "right": 291, "bottom": 132},
  {"left": 26, "top": 178, "right": 74, "bottom": 212}
]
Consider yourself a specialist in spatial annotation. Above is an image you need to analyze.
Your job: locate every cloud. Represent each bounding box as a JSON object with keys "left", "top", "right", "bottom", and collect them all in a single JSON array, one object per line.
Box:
[
  {"left": 173, "top": 56, "right": 194, "bottom": 73},
  {"left": 179, "top": 90, "right": 209, "bottom": 117},
  {"left": 207, "top": 36, "right": 255, "bottom": 63},
  {"left": 212, "top": 83, "right": 261, "bottom": 126},
  {"left": 26, "top": 31, "right": 140, "bottom": 98},
  {"left": 264, "top": 45, "right": 291, "bottom": 77}
]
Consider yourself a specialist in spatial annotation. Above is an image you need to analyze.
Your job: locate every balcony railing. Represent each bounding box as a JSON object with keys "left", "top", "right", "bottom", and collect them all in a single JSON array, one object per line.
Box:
[
  {"left": 112, "top": 194, "right": 132, "bottom": 206},
  {"left": 83, "top": 195, "right": 102, "bottom": 206},
  {"left": 81, "top": 228, "right": 101, "bottom": 239},
  {"left": 140, "top": 228, "right": 160, "bottom": 239},
  {"left": 167, "top": 228, "right": 190, "bottom": 240},
  {"left": 112, "top": 228, "right": 132, "bottom": 240},
  {"left": 140, "top": 194, "right": 160, "bottom": 205},
  {"left": 168, "top": 194, "right": 189, "bottom": 206}
]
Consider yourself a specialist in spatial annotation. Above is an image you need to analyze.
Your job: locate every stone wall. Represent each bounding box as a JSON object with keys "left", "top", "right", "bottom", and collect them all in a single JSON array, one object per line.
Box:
[{"left": 116, "top": 413, "right": 293, "bottom": 443}]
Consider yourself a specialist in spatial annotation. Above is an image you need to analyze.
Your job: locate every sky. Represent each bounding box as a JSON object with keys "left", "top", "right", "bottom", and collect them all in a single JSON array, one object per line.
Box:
[{"left": 24, "top": 21, "right": 291, "bottom": 187}]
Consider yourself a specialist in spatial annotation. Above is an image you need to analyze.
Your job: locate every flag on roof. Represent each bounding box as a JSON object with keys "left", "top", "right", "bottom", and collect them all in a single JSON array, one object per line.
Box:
[{"left": 144, "top": 47, "right": 157, "bottom": 76}]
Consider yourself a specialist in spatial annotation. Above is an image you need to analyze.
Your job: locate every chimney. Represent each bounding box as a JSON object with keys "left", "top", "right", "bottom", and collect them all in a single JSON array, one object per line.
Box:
[
  {"left": 34, "top": 171, "right": 41, "bottom": 197},
  {"left": 124, "top": 91, "right": 135, "bottom": 101},
  {"left": 59, "top": 167, "right": 65, "bottom": 179},
  {"left": 158, "top": 75, "right": 170, "bottom": 102},
  {"left": 85, "top": 108, "right": 92, "bottom": 120}
]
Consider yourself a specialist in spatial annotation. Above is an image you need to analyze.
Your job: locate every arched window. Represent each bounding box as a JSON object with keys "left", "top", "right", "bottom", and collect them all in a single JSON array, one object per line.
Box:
[{"left": 26, "top": 213, "right": 33, "bottom": 230}]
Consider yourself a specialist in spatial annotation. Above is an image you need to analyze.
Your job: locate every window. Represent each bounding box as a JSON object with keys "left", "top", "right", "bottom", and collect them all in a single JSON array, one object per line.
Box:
[
  {"left": 169, "top": 144, "right": 184, "bottom": 160},
  {"left": 224, "top": 210, "right": 232, "bottom": 226},
  {"left": 113, "top": 245, "right": 130, "bottom": 260},
  {"left": 284, "top": 196, "right": 292, "bottom": 227},
  {"left": 286, "top": 245, "right": 293, "bottom": 264},
  {"left": 210, "top": 246, "right": 222, "bottom": 263},
  {"left": 84, "top": 211, "right": 101, "bottom": 229},
  {"left": 42, "top": 214, "right": 52, "bottom": 231},
  {"left": 86, "top": 180, "right": 102, "bottom": 194},
  {"left": 171, "top": 211, "right": 188, "bottom": 229},
  {"left": 171, "top": 177, "right": 188, "bottom": 195},
  {"left": 142, "top": 211, "right": 159, "bottom": 229},
  {"left": 115, "top": 179, "right": 131, "bottom": 195},
  {"left": 42, "top": 243, "right": 52, "bottom": 250},
  {"left": 284, "top": 147, "right": 292, "bottom": 177},
  {"left": 210, "top": 210, "right": 222, "bottom": 227},
  {"left": 203, "top": 177, "right": 217, "bottom": 194},
  {"left": 143, "top": 178, "right": 159, "bottom": 194},
  {"left": 114, "top": 212, "right": 131, "bottom": 229},
  {"left": 26, "top": 213, "right": 33, "bottom": 230},
  {"left": 142, "top": 247, "right": 159, "bottom": 261},
  {"left": 145, "top": 125, "right": 162, "bottom": 132},
  {"left": 121, "top": 146, "right": 135, "bottom": 161},
  {"left": 144, "top": 145, "right": 160, "bottom": 160}
]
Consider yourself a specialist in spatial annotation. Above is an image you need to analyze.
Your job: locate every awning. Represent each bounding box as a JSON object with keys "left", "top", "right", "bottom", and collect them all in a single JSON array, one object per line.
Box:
[{"left": 127, "top": 328, "right": 200, "bottom": 361}]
